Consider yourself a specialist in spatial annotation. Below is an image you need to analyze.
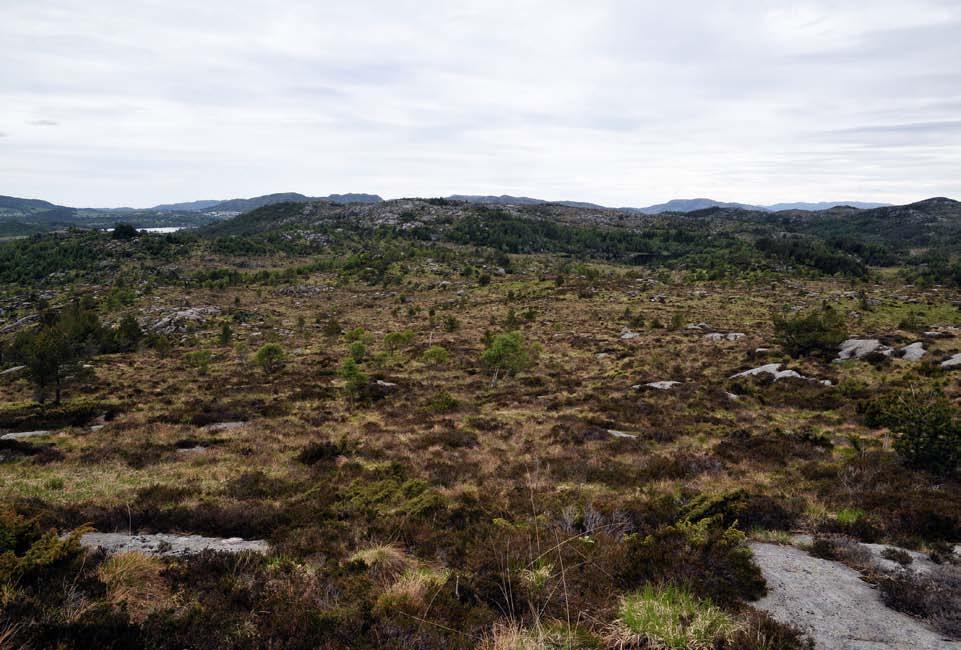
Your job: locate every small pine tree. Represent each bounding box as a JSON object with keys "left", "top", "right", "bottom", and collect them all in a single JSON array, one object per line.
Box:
[{"left": 254, "top": 343, "right": 286, "bottom": 375}]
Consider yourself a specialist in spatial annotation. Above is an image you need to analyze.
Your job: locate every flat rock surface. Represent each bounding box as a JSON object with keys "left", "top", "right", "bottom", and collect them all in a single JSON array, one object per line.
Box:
[
  {"left": 80, "top": 532, "right": 269, "bottom": 557},
  {"left": 750, "top": 542, "right": 960, "bottom": 649},
  {"left": 1, "top": 430, "right": 52, "bottom": 440}
]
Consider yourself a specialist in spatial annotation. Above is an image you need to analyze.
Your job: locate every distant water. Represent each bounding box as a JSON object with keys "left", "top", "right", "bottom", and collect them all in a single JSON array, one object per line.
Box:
[
  {"left": 141, "top": 226, "right": 185, "bottom": 233},
  {"left": 103, "top": 226, "right": 186, "bottom": 234}
]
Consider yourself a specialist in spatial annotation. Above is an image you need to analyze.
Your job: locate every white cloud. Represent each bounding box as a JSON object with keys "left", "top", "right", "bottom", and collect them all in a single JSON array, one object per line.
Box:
[{"left": 0, "top": 0, "right": 959, "bottom": 207}]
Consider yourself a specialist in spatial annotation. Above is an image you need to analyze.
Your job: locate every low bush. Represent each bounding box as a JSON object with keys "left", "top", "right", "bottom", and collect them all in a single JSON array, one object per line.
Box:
[
  {"left": 773, "top": 305, "right": 847, "bottom": 358},
  {"left": 865, "top": 387, "right": 961, "bottom": 476}
]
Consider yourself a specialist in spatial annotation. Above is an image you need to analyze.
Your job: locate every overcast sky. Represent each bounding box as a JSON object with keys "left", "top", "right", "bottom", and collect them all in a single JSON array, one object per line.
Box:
[{"left": 1, "top": 1, "right": 960, "bottom": 208}]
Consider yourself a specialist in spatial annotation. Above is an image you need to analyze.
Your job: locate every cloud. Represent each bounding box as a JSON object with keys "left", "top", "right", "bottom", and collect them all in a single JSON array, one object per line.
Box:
[
  {"left": 0, "top": 0, "right": 959, "bottom": 207},
  {"left": 27, "top": 119, "right": 59, "bottom": 126}
]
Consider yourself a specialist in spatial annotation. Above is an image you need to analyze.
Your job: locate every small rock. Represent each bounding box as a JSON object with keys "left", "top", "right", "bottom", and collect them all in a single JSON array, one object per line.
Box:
[
  {"left": 942, "top": 353, "right": 961, "bottom": 369},
  {"left": 620, "top": 330, "right": 640, "bottom": 340},
  {"left": 640, "top": 381, "right": 681, "bottom": 390},
  {"left": 204, "top": 422, "right": 246, "bottom": 432}
]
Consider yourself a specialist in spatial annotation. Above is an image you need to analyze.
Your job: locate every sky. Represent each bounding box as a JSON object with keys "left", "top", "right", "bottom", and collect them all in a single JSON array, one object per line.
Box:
[{"left": 1, "top": 0, "right": 960, "bottom": 208}]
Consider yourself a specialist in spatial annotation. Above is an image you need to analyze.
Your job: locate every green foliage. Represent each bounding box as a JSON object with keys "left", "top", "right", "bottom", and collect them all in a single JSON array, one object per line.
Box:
[
  {"left": 383, "top": 329, "right": 415, "bottom": 353},
  {"left": 428, "top": 391, "right": 459, "bottom": 413},
  {"left": 619, "top": 517, "right": 766, "bottom": 606},
  {"left": 773, "top": 305, "right": 847, "bottom": 358},
  {"left": 0, "top": 508, "right": 86, "bottom": 590},
  {"left": 115, "top": 314, "right": 144, "bottom": 351},
  {"left": 349, "top": 340, "right": 367, "bottom": 363},
  {"left": 111, "top": 223, "right": 139, "bottom": 240},
  {"left": 338, "top": 357, "right": 368, "bottom": 399},
  {"left": 866, "top": 387, "right": 961, "bottom": 475},
  {"left": 10, "top": 300, "right": 105, "bottom": 403},
  {"left": 612, "top": 585, "right": 740, "bottom": 649},
  {"left": 184, "top": 349, "right": 212, "bottom": 375},
  {"left": 218, "top": 322, "right": 233, "bottom": 346},
  {"left": 756, "top": 236, "right": 867, "bottom": 277},
  {"left": 421, "top": 345, "right": 449, "bottom": 367},
  {"left": 321, "top": 318, "right": 343, "bottom": 338},
  {"left": 254, "top": 343, "right": 286, "bottom": 375},
  {"left": 443, "top": 315, "right": 460, "bottom": 332},
  {"left": 480, "top": 331, "right": 535, "bottom": 382},
  {"left": 345, "top": 327, "right": 370, "bottom": 344}
]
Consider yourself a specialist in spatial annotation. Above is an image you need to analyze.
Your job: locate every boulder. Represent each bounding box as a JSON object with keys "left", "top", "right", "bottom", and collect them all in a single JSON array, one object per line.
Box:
[
  {"left": 837, "top": 338, "right": 893, "bottom": 361},
  {"left": 899, "top": 342, "right": 926, "bottom": 361}
]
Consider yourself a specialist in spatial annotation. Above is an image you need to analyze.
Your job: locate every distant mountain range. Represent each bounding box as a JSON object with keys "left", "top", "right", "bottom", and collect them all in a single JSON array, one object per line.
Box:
[
  {"left": 447, "top": 195, "right": 891, "bottom": 213},
  {"left": 153, "top": 193, "right": 383, "bottom": 214},
  {"left": 0, "top": 190, "right": 916, "bottom": 238}
]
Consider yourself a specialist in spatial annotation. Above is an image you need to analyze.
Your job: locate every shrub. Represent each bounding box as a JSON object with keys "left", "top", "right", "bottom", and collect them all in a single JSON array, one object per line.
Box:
[
  {"left": 773, "top": 305, "right": 847, "bottom": 358},
  {"left": 428, "top": 391, "right": 459, "bottom": 413},
  {"left": 115, "top": 314, "right": 144, "bottom": 351},
  {"left": 254, "top": 343, "right": 286, "bottom": 375},
  {"left": 480, "top": 331, "right": 535, "bottom": 384},
  {"left": 184, "top": 349, "right": 212, "bottom": 375},
  {"left": 218, "top": 322, "right": 233, "bottom": 345},
  {"left": 606, "top": 584, "right": 741, "bottom": 649},
  {"left": 421, "top": 345, "right": 450, "bottom": 367},
  {"left": 878, "top": 565, "right": 961, "bottom": 639},
  {"left": 383, "top": 329, "right": 415, "bottom": 353},
  {"left": 111, "top": 222, "right": 139, "bottom": 240},
  {"left": 618, "top": 518, "right": 766, "bottom": 606},
  {"left": 443, "top": 315, "right": 460, "bottom": 332},
  {"left": 338, "top": 358, "right": 368, "bottom": 400},
  {"left": 866, "top": 387, "right": 961, "bottom": 475},
  {"left": 321, "top": 318, "right": 343, "bottom": 338},
  {"left": 297, "top": 439, "right": 347, "bottom": 465},
  {"left": 348, "top": 341, "right": 367, "bottom": 363}
]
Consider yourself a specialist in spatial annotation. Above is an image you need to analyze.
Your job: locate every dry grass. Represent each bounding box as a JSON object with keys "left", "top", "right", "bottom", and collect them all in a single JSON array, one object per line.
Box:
[
  {"left": 349, "top": 543, "right": 416, "bottom": 585},
  {"left": 97, "top": 552, "right": 171, "bottom": 623}
]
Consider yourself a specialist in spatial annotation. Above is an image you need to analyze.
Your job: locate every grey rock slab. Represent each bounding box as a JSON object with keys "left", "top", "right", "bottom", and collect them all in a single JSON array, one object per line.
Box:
[
  {"left": 204, "top": 421, "right": 246, "bottom": 432},
  {"left": 899, "top": 342, "right": 926, "bottom": 361},
  {"left": 80, "top": 532, "right": 269, "bottom": 557},
  {"left": 750, "top": 542, "right": 959, "bottom": 649},
  {"left": 704, "top": 332, "right": 745, "bottom": 342},
  {"left": 619, "top": 330, "right": 640, "bottom": 340},
  {"left": 0, "top": 365, "right": 26, "bottom": 376},
  {"left": 731, "top": 364, "right": 804, "bottom": 381},
  {"left": 859, "top": 543, "right": 941, "bottom": 576},
  {"left": 1, "top": 430, "right": 52, "bottom": 441},
  {"left": 641, "top": 381, "right": 681, "bottom": 390},
  {"left": 837, "top": 338, "right": 893, "bottom": 361},
  {"left": 942, "top": 353, "right": 961, "bottom": 369},
  {"left": 607, "top": 429, "right": 637, "bottom": 439}
]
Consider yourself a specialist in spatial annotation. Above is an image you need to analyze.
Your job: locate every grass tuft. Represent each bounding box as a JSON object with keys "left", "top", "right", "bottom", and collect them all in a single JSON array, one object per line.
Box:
[{"left": 606, "top": 584, "right": 741, "bottom": 650}]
